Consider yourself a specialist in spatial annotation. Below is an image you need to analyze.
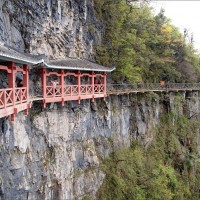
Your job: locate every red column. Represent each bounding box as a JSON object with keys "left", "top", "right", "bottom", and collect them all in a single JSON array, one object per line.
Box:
[
  {"left": 8, "top": 62, "right": 16, "bottom": 88},
  {"left": 23, "top": 64, "right": 30, "bottom": 115},
  {"left": 77, "top": 70, "right": 81, "bottom": 104},
  {"left": 23, "top": 64, "right": 29, "bottom": 100},
  {"left": 61, "top": 69, "right": 65, "bottom": 106},
  {"left": 8, "top": 62, "right": 16, "bottom": 121},
  {"left": 42, "top": 68, "right": 47, "bottom": 108},
  {"left": 103, "top": 72, "right": 107, "bottom": 99},
  {"left": 91, "top": 71, "right": 94, "bottom": 102}
]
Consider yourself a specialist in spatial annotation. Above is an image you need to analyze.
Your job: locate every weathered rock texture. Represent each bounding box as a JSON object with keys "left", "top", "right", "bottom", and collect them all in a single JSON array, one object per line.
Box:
[
  {"left": 1, "top": 1, "right": 200, "bottom": 199},
  {"left": 0, "top": 91, "right": 200, "bottom": 199},
  {"left": 0, "top": 0, "right": 102, "bottom": 59}
]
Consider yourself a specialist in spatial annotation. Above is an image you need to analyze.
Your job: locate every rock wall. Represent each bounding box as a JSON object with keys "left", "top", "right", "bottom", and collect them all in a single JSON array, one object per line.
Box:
[
  {"left": 0, "top": 0, "right": 102, "bottom": 59},
  {"left": 0, "top": 91, "right": 200, "bottom": 199},
  {"left": 1, "top": 1, "right": 200, "bottom": 199}
]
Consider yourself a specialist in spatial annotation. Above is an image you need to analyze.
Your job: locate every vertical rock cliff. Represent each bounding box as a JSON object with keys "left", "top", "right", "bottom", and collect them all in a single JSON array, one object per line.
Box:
[
  {"left": 0, "top": 0, "right": 102, "bottom": 59},
  {"left": 0, "top": 1, "right": 200, "bottom": 199}
]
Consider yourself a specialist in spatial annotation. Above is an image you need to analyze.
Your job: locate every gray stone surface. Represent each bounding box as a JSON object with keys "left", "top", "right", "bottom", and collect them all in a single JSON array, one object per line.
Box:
[
  {"left": 0, "top": 0, "right": 102, "bottom": 59},
  {"left": 0, "top": 1, "right": 200, "bottom": 199},
  {"left": 0, "top": 92, "right": 200, "bottom": 199}
]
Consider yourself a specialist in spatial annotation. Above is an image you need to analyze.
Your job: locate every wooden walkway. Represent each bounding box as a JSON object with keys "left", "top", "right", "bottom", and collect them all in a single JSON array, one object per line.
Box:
[
  {"left": 29, "top": 83, "right": 200, "bottom": 101},
  {"left": 1, "top": 83, "right": 200, "bottom": 120},
  {"left": 107, "top": 83, "right": 200, "bottom": 95}
]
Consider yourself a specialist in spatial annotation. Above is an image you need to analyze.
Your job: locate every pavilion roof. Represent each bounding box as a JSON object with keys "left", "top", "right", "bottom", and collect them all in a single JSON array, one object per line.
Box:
[
  {"left": 0, "top": 44, "right": 43, "bottom": 65},
  {"left": 44, "top": 58, "right": 115, "bottom": 72},
  {"left": 0, "top": 43, "right": 115, "bottom": 72}
]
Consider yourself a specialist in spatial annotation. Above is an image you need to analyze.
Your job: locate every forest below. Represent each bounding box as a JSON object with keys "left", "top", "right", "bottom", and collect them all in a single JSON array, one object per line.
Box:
[{"left": 97, "top": 113, "right": 200, "bottom": 200}]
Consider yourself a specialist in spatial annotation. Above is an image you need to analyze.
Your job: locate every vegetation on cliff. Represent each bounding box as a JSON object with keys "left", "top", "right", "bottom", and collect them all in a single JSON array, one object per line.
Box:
[
  {"left": 94, "top": 0, "right": 200, "bottom": 83},
  {"left": 92, "top": 1, "right": 200, "bottom": 198},
  {"left": 96, "top": 114, "right": 200, "bottom": 199}
]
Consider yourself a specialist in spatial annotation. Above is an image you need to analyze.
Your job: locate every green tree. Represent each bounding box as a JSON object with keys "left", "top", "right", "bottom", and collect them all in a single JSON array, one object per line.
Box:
[{"left": 94, "top": 0, "right": 200, "bottom": 83}]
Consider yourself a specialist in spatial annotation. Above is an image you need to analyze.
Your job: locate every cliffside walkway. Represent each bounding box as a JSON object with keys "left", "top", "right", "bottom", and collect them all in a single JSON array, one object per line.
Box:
[
  {"left": 107, "top": 83, "right": 200, "bottom": 95},
  {"left": 0, "top": 44, "right": 116, "bottom": 121},
  {"left": 29, "top": 82, "right": 200, "bottom": 102},
  {"left": 1, "top": 82, "right": 200, "bottom": 121},
  {"left": 0, "top": 43, "right": 199, "bottom": 121}
]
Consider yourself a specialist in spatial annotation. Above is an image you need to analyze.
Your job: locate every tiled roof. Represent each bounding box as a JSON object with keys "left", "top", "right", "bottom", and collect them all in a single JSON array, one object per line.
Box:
[
  {"left": 0, "top": 44, "right": 43, "bottom": 65},
  {"left": 45, "top": 58, "right": 115, "bottom": 72},
  {"left": 0, "top": 43, "right": 115, "bottom": 72}
]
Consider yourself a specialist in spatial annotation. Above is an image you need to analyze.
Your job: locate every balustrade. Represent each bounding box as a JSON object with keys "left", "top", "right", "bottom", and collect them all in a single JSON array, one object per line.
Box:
[
  {"left": 45, "top": 84, "right": 104, "bottom": 98},
  {"left": 0, "top": 87, "right": 28, "bottom": 109},
  {"left": 107, "top": 83, "right": 200, "bottom": 93}
]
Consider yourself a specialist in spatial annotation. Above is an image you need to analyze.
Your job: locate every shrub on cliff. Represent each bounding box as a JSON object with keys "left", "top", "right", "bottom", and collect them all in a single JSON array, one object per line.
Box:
[{"left": 97, "top": 114, "right": 200, "bottom": 199}]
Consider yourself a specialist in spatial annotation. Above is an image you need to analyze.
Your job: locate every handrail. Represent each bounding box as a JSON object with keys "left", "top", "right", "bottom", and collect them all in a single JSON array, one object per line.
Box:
[
  {"left": 0, "top": 87, "right": 28, "bottom": 109},
  {"left": 107, "top": 83, "right": 200, "bottom": 93},
  {"left": 2, "top": 83, "right": 200, "bottom": 109},
  {"left": 2, "top": 82, "right": 200, "bottom": 120}
]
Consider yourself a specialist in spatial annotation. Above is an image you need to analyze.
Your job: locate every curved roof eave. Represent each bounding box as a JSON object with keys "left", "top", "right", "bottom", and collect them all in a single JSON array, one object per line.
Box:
[
  {"left": 0, "top": 53, "right": 44, "bottom": 65},
  {"left": 42, "top": 62, "right": 116, "bottom": 72},
  {"left": 0, "top": 44, "right": 115, "bottom": 72}
]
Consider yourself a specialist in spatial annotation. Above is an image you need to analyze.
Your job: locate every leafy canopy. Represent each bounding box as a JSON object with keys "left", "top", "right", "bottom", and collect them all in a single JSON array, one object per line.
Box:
[{"left": 94, "top": 0, "right": 200, "bottom": 83}]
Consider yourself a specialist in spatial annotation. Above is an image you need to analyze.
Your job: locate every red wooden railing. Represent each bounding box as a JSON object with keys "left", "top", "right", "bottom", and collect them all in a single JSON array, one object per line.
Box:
[
  {"left": 0, "top": 87, "right": 28, "bottom": 109},
  {"left": 42, "top": 68, "right": 107, "bottom": 108},
  {"left": 0, "top": 62, "right": 29, "bottom": 121},
  {"left": 45, "top": 84, "right": 105, "bottom": 98},
  {"left": 64, "top": 85, "right": 78, "bottom": 96},
  {"left": 15, "top": 87, "right": 28, "bottom": 104},
  {"left": 80, "top": 85, "right": 92, "bottom": 95},
  {"left": 0, "top": 89, "right": 13, "bottom": 108},
  {"left": 94, "top": 84, "right": 104, "bottom": 94},
  {"left": 3, "top": 81, "right": 200, "bottom": 121},
  {"left": 0, "top": 87, "right": 30, "bottom": 121}
]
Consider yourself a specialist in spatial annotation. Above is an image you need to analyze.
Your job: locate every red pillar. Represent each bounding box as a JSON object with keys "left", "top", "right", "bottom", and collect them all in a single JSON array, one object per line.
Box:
[
  {"left": 8, "top": 62, "right": 16, "bottom": 88},
  {"left": 91, "top": 71, "right": 94, "bottom": 102},
  {"left": 103, "top": 72, "right": 107, "bottom": 100},
  {"left": 8, "top": 62, "right": 16, "bottom": 121},
  {"left": 23, "top": 64, "right": 29, "bottom": 115},
  {"left": 42, "top": 68, "right": 47, "bottom": 108},
  {"left": 23, "top": 64, "right": 29, "bottom": 99},
  {"left": 61, "top": 69, "right": 65, "bottom": 106},
  {"left": 77, "top": 70, "right": 81, "bottom": 104}
]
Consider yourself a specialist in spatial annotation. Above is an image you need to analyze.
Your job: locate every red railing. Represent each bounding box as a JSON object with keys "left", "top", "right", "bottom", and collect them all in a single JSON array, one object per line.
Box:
[
  {"left": 80, "top": 85, "right": 92, "bottom": 95},
  {"left": 46, "top": 85, "right": 62, "bottom": 97},
  {"left": 15, "top": 87, "right": 27, "bottom": 104},
  {"left": 0, "top": 89, "right": 13, "bottom": 108},
  {"left": 0, "top": 87, "right": 28, "bottom": 109},
  {"left": 94, "top": 84, "right": 104, "bottom": 94},
  {"left": 107, "top": 83, "right": 200, "bottom": 93},
  {"left": 64, "top": 85, "right": 78, "bottom": 96},
  {"left": 46, "top": 84, "right": 104, "bottom": 98}
]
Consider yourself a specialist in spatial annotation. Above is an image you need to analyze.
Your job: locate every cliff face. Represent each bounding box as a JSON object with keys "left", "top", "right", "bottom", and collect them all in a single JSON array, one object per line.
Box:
[
  {"left": 1, "top": 1, "right": 200, "bottom": 199},
  {"left": 0, "top": 92, "right": 200, "bottom": 199},
  {"left": 0, "top": 0, "right": 102, "bottom": 59}
]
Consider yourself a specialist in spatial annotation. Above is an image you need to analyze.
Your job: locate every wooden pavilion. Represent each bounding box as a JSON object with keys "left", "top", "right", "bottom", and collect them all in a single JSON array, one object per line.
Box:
[{"left": 0, "top": 44, "right": 115, "bottom": 121}]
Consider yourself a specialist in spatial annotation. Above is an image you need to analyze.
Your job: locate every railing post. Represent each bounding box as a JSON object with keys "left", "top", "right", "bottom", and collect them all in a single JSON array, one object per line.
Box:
[
  {"left": 42, "top": 68, "right": 47, "bottom": 108},
  {"left": 23, "top": 64, "right": 30, "bottom": 115},
  {"left": 19, "top": 88, "right": 22, "bottom": 104},
  {"left": 23, "top": 64, "right": 29, "bottom": 102},
  {"left": 8, "top": 62, "right": 15, "bottom": 105},
  {"left": 91, "top": 71, "right": 94, "bottom": 102},
  {"left": 77, "top": 70, "right": 81, "bottom": 104},
  {"left": 61, "top": 69, "right": 65, "bottom": 106},
  {"left": 8, "top": 62, "right": 16, "bottom": 121},
  {"left": 3, "top": 90, "right": 6, "bottom": 109},
  {"left": 103, "top": 72, "right": 107, "bottom": 99}
]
